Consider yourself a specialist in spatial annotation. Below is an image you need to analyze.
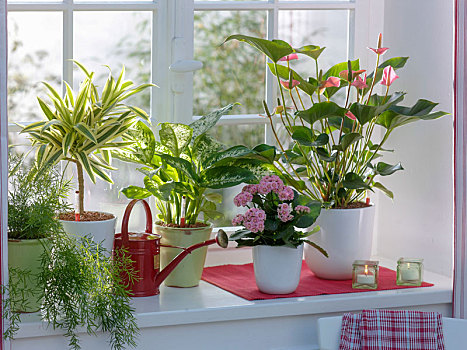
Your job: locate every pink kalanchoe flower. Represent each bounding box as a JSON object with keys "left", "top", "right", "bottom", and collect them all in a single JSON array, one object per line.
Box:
[
  {"left": 321, "top": 76, "right": 340, "bottom": 88},
  {"left": 280, "top": 79, "right": 300, "bottom": 90},
  {"left": 381, "top": 66, "right": 399, "bottom": 86},
  {"left": 279, "top": 53, "right": 298, "bottom": 62},
  {"left": 232, "top": 214, "right": 244, "bottom": 226},
  {"left": 278, "top": 186, "right": 294, "bottom": 201},
  {"left": 345, "top": 111, "right": 357, "bottom": 121},
  {"left": 339, "top": 69, "right": 366, "bottom": 81},
  {"left": 242, "top": 184, "right": 259, "bottom": 195},
  {"left": 233, "top": 191, "right": 253, "bottom": 207},
  {"left": 277, "top": 203, "right": 294, "bottom": 222},
  {"left": 295, "top": 205, "right": 310, "bottom": 214},
  {"left": 243, "top": 208, "right": 266, "bottom": 233},
  {"left": 258, "top": 175, "right": 285, "bottom": 195},
  {"left": 351, "top": 73, "right": 368, "bottom": 89}
]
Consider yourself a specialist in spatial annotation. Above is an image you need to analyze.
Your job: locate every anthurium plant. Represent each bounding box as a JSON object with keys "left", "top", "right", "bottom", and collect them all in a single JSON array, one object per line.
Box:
[
  {"left": 20, "top": 62, "right": 153, "bottom": 216},
  {"left": 225, "top": 34, "right": 449, "bottom": 208},
  {"left": 118, "top": 104, "right": 258, "bottom": 226},
  {"left": 229, "top": 175, "right": 327, "bottom": 255}
]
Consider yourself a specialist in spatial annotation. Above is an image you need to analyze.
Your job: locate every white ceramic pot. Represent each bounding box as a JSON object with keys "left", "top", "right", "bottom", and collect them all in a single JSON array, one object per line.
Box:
[
  {"left": 60, "top": 214, "right": 116, "bottom": 253},
  {"left": 253, "top": 244, "right": 304, "bottom": 294},
  {"left": 304, "top": 205, "right": 375, "bottom": 280}
]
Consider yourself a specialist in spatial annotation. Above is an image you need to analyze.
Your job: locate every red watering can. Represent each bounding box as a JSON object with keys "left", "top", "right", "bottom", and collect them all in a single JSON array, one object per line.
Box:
[{"left": 113, "top": 199, "right": 228, "bottom": 297}]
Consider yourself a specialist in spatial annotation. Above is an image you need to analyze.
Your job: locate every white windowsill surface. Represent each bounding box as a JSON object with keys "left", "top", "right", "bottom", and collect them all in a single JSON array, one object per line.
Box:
[{"left": 13, "top": 258, "right": 452, "bottom": 343}]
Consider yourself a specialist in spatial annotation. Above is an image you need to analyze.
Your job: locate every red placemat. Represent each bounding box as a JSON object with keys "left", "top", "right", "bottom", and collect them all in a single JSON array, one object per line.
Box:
[{"left": 201, "top": 261, "right": 434, "bottom": 300}]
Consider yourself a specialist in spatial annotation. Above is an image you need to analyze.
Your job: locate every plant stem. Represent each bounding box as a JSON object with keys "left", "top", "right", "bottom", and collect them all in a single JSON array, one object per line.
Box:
[
  {"left": 76, "top": 161, "right": 85, "bottom": 215},
  {"left": 366, "top": 54, "right": 381, "bottom": 105}
]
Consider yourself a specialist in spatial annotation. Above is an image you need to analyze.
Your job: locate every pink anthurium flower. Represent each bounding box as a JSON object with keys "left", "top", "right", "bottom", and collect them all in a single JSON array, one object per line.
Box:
[
  {"left": 321, "top": 76, "right": 340, "bottom": 88},
  {"left": 279, "top": 53, "right": 298, "bottom": 62},
  {"left": 368, "top": 33, "right": 389, "bottom": 55},
  {"left": 280, "top": 79, "right": 300, "bottom": 90},
  {"left": 339, "top": 69, "right": 366, "bottom": 81},
  {"left": 345, "top": 111, "right": 357, "bottom": 121},
  {"left": 351, "top": 73, "right": 368, "bottom": 89},
  {"left": 381, "top": 66, "right": 399, "bottom": 86}
]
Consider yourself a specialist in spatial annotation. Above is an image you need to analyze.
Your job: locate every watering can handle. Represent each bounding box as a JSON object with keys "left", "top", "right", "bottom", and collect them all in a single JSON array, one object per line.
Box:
[{"left": 121, "top": 199, "right": 153, "bottom": 247}]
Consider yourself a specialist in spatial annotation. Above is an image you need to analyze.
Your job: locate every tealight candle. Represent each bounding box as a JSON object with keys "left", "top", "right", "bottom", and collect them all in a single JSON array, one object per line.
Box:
[
  {"left": 397, "top": 258, "right": 423, "bottom": 286},
  {"left": 352, "top": 260, "right": 379, "bottom": 289}
]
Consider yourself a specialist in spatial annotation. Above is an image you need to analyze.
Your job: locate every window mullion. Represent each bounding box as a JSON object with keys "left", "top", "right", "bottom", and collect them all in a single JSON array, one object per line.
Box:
[
  {"left": 265, "top": 2, "right": 279, "bottom": 145},
  {"left": 62, "top": 0, "right": 73, "bottom": 92}
]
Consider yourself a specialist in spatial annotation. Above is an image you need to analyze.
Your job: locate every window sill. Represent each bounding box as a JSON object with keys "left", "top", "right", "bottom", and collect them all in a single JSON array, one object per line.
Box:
[{"left": 11, "top": 259, "right": 452, "bottom": 349}]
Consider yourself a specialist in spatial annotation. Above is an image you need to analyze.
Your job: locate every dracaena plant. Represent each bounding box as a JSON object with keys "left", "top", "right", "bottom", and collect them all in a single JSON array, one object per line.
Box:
[
  {"left": 20, "top": 61, "right": 153, "bottom": 215},
  {"left": 118, "top": 104, "right": 258, "bottom": 226},
  {"left": 225, "top": 34, "right": 449, "bottom": 208}
]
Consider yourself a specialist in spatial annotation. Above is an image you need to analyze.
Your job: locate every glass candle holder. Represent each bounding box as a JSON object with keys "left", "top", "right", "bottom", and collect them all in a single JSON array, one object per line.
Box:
[
  {"left": 397, "top": 258, "right": 423, "bottom": 286},
  {"left": 352, "top": 260, "right": 379, "bottom": 289}
]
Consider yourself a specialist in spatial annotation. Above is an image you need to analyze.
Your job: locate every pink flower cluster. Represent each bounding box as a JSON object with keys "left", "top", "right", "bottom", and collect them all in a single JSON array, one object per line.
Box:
[
  {"left": 233, "top": 191, "right": 253, "bottom": 207},
  {"left": 277, "top": 203, "right": 294, "bottom": 222},
  {"left": 232, "top": 208, "right": 266, "bottom": 233},
  {"left": 295, "top": 205, "right": 311, "bottom": 214}
]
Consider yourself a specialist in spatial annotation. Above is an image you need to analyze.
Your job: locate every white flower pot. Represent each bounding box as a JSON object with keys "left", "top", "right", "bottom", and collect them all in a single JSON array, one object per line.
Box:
[
  {"left": 60, "top": 214, "right": 116, "bottom": 253},
  {"left": 253, "top": 244, "right": 304, "bottom": 294},
  {"left": 304, "top": 205, "right": 375, "bottom": 280}
]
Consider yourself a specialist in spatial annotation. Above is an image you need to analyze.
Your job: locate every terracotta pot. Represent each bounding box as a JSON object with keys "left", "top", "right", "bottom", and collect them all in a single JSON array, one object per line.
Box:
[
  {"left": 156, "top": 224, "right": 212, "bottom": 288},
  {"left": 8, "top": 238, "right": 50, "bottom": 312},
  {"left": 304, "top": 205, "right": 375, "bottom": 280},
  {"left": 253, "top": 244, "right": 304, "bottom": 294}
]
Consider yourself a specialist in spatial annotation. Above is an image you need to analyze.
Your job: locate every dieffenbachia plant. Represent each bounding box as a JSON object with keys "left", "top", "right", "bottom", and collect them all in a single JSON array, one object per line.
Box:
[
  {"left": 118, "top": 104, "right": 260, "bottom": 226},
  {"left": 20, "top": 62, "right": 153, "bottom": 215},
  {"left": 224, "top": 34, "right": 449, "bottom": 208}
]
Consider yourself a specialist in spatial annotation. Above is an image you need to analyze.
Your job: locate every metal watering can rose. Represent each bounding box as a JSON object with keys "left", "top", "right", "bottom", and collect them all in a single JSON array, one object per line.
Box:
[{"left": 113, "top": 199, "right": 228, "bottom": 297}]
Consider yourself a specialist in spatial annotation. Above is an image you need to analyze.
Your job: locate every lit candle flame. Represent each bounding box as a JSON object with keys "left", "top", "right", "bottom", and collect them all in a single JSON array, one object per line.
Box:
[
  {"left": 407, "top": 263, "right": 411, "bottom": 269},
  {"left": 364, "top": 265, "right": 368, "bottom": 275}
]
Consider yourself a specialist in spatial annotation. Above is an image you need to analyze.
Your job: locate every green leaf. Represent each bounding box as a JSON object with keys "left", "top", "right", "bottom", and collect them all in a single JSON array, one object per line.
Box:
[
  {"left": 294, "top": 201, "right": 321, "bottom": 228},
  {"left": 252, "top": 144, "right": 277, "bottom": 163},
  {"left": 323, "top": 59, "right": 359, "bottom": 98},
  {"left": 74, "top": 122, "right": 98, "bottom": 144},
  {"left": 295, "top": 45, "right": 325, "bottom": 60},
  {"left": 267, "top": 63, "right": 318, "bottom": 96},
  {"left": 127, "top": 121, "right": 155, "bottom": 164},
  {"left": 190, "top": 103, "right": 238, "bottom": 140},
  {"left": 200, "top": 166, "right": 255, "bottom": 189},
  {"left": 225, "top": 34, "right": 294, "bottom": 63},
  {"left": 204, "top": 192, "right": 223, "bottom": 204},
  {"left": 159, "top": 123, "right": 193, "bottom": 157},
  {"left": 303, "top": 240, "right": 328, "bottom": 257},
  {"left": 376, "top": 161, "right": 404, "bottom": 176},
  {"left": 121, "top": 185, "right": 151, "bottom": 199},
  {"left": 159, "top": 154, "right": 199, "bottom": 182},
  {"left": 342, "top": 172, "right": 371, "bottom": 190},
  {"left": 292, "top": 127, "right": 329, "bottom": 147},
  {"left": 315, "top": 147, "right": 337, "bottom": 162},
  {"left": 373, "top": 181, "right": 394, "bottom": 199},
  {"left": 204, "top": 145, "right": 252, "bottom": 168},
  {"left": 297, "top": 102, "right": 346, "bottom": 125},
  {"left": 339, "top": 132, "right": 363, "bottom": 152},
  {"left": 192, "top": 133, "right": 225, "bottom": 168}
]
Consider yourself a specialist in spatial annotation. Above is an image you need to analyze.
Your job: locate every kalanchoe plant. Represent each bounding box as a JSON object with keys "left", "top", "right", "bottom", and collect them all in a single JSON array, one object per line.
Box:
[
  {"left": 118, "top": 104, "right": 258, "bottom": 226},
  {"left": 225, "top": 34, "right": 449, "bottom": 208},
  {"left": 229, "top": 175, "right": 327, "bottom": 255},
  {"left": 20, "top": 61, "right": 153, "bottom": 216}
]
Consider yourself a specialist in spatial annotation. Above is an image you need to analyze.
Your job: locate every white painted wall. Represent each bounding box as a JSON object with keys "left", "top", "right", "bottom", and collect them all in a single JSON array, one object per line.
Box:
[{"left": 374, "top": 0, "right": 454, "bottom": 276}]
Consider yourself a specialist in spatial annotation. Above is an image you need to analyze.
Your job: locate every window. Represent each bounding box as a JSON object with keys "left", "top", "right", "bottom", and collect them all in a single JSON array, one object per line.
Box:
[{"left": 7, "top": 0, "right": 365, "bottom": 229}]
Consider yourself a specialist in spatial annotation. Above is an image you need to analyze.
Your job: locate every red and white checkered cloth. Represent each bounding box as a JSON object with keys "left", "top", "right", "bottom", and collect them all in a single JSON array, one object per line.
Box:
[{"left": 339, "top": 310, "right": 445, "bottom": 350}]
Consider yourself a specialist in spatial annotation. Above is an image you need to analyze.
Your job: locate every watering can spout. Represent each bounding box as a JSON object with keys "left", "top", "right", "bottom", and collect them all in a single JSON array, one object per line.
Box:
[{"left": 154, "top": 229, "right": 228, "bottom": 288}]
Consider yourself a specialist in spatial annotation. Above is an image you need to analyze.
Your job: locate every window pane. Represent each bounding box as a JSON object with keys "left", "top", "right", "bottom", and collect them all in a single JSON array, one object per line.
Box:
[
  {"left": 194, "top": 11, "right": 267, "bottom": 116},
  {"left": 8, "top": 12, "right": 62, "bottom": 123},
  {"left": 74, "top": 11, "right": 152, "bottom": 111},
  {"left": 209, "top": 123, "right": 265, "bottom": 149}
]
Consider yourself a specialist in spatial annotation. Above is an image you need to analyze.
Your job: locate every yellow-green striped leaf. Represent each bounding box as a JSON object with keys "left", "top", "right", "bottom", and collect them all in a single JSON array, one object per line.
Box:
[{"left": 74, "top": 122, "right": 97, "bottom": 144}]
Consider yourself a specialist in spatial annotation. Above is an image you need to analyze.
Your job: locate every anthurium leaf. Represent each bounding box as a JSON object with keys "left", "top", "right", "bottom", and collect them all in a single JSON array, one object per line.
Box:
[
  {"left": 251, "top": 144, "right": 277, "bottom": 163},
  {"left": 297, "top": 102, "right": 346, "bottom": 125},
  {"left": 192, "top": 133, "right": 225, "bottom": 168},
  {"left": 376, "top": 161, "right": 404, "bottom": 176},
  {"left": 315, "top": 147, "right": 337, "bottom": 162},
  {"left": 328, "top": 116, "right": 353, "bottom": 133},
  {"left": 349, "top": 103, "right": 378, "bottom": 126},
  {"left": 340, "top": 132, "right": 363, "bottom": 151},
  {"left": 190, "top": 103, "right": 238, "bottom": 140},
  {"left": 199, "top": 166, "right": 255, "bottom": 189},
  {"left": 121, "top": 185, "right": 152, "bottom": 199},
  {"left": 204, "top": 145, "right": 252, "bottom": 168},
  {"left": 292, "top": 128, "right": 329, "bottom": 147},
  {"left": 267, "top": 63, "right": 318, "bottom": 96},
  {"left": 225, "top": 34, "right": 294, "bottom": 63},
  {"left": 342, "top": 172, "right": 371, "bottom": 190},
  {"left": 295, "top": 45, "right": 325, "bottom": 60},
  {"left": 373, "top": 181, "right": 394, "bottom": 199},
  {"left": 368, "top": 56, "right": 409, "bottom": 80}
]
